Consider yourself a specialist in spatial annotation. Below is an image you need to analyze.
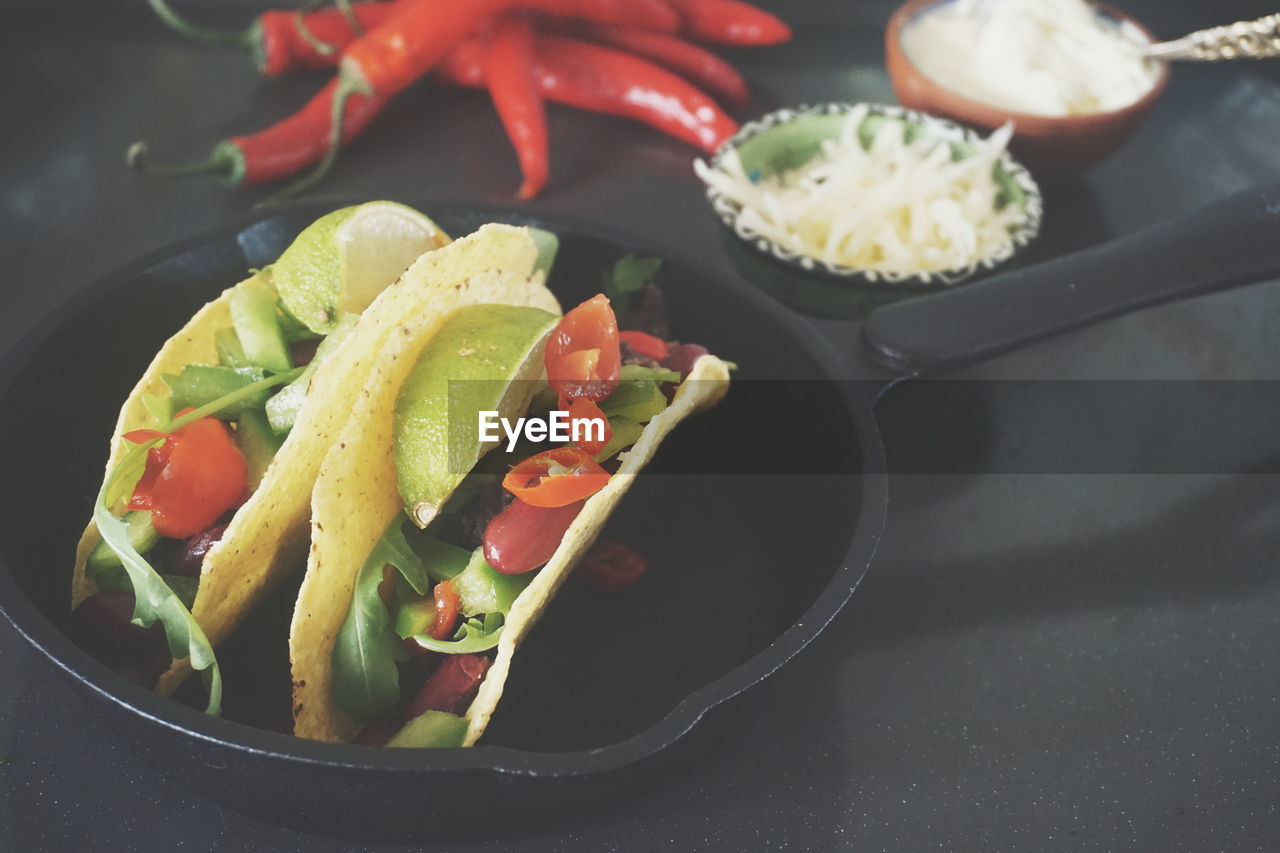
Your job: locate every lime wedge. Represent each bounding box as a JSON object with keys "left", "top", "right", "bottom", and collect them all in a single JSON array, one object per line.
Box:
[
  {"left": 273, "top": 202, "right": 451, "bottom": 334},
  {"left": 394, "top": 304, "right": 560, "bottom": 528}
]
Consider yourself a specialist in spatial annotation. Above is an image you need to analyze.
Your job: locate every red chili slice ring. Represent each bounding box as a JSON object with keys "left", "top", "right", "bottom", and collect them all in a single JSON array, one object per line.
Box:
[{"left": 502, "top": 446, "right": 610, "bottom": 508}]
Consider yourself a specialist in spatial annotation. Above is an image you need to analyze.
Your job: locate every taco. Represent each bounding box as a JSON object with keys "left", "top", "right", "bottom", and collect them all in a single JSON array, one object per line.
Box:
[
  {"left": 71, "top": 205, "right": 559, "bottom": 712},
  {"left": 289, "top": 252, "right": 731, "bottom": 747}
]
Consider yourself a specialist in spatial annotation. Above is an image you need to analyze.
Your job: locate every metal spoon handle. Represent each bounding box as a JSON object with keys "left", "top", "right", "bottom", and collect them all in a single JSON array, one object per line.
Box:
[{"left": 1143, "top": 13, "right": 1280, "bottom": 61}]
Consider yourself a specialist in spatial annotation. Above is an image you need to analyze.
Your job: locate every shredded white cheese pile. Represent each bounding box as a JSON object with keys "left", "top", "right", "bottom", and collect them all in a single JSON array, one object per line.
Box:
[
  {"left": 902, "top": 0, "right": 1159, "bottom": 117},
  {"left": 696, "top": 107, "right": 1028, "bottom": 275}
]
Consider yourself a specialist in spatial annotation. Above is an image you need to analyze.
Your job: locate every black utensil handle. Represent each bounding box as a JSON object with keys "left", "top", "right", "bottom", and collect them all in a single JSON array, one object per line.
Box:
[{"left": 862, "top": 183, "right": 1280, "bottom": 374}]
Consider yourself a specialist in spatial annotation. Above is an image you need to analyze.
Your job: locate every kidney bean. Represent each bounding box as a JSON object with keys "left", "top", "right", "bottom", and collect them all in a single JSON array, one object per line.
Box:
[
  {"left": 408, "top": 654, "right": 491, "bottom": 718},
  {"left": 163, "top": 522, "right": 229, "bottom": 578},
  {"left": 660, "top": 343, "right": 709, "bottom": 380}
]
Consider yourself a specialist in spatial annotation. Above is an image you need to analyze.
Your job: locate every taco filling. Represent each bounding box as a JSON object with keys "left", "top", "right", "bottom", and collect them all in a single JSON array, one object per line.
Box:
[
  {"left": 72, "top": 203, "right": 456, "bottom": 711},
  {"left": 307, "top": 260, "right": 729, "bottom": 748}
]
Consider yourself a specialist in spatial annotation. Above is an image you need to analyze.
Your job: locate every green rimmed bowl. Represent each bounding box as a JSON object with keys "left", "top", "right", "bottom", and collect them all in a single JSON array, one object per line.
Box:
[{"left": 700, "top": 102, "right": 1044, "bottom": 319}]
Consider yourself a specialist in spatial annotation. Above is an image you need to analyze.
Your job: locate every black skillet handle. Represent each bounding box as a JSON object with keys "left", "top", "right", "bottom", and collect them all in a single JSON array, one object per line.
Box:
[{"left": 862, "top": 183, "right": 1280, "bottom": 374}]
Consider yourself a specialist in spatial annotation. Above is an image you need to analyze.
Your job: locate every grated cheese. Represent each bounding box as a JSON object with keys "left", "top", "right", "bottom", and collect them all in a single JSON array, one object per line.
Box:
[{"left": 696, "top": 106, "right": 1029, "bottom": 275}]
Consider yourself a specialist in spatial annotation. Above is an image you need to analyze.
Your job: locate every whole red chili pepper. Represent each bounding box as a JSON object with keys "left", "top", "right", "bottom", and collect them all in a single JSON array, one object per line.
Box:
[
  {"left": 341, "top": 0, "right": 680, "bottom": 98},
  {"left": 441, "top": 36, "right": 738, "bottom": 153},
  {"left": 667, "top": 0, "right": 791, "bottom": 46},
  {"left": 485, "top": 13, "right": 549, "bottom": 200},
  {"left": 535, "top": 36, "right": 739, "bottom": 151},
  {"left": 565, "top": 22, "right": 749, "bottom": 106},
  {"left": 145, "top": 0, "right": 395, "bottom": 76},
  {"left": 129, "top": 78, "right": 386, "bottom": 187}
]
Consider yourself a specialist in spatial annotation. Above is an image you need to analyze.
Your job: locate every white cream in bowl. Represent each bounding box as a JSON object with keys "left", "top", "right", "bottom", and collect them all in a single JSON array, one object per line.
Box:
[{"left": 902, "top": 0, "right": 1161, "bottom": 117}]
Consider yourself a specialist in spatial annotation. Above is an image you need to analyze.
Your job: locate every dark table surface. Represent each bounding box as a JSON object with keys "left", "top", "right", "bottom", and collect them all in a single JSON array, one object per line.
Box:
[{"left": 3, "top": 0, "right": 1280, "bottom": 850}]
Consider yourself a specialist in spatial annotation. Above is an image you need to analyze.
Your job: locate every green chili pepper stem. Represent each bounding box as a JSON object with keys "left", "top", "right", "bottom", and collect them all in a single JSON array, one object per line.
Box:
[
  {"left": 334, "top": 0, "right": 365, "bottom": 35},
  {"left": 293, "top": 10, "right": 337, "bottom": 58},
  {"left": 127, "top": 141, "right": 247, "bottom": 187},
  {"left": 145, "top": 0, "right": 253, "bottom": 48}
]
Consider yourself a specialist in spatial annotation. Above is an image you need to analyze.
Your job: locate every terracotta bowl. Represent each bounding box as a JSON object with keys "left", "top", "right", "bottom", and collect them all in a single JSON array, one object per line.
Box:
[{"left": 885, "top": 0, "right": 1170, "bottom": 172}]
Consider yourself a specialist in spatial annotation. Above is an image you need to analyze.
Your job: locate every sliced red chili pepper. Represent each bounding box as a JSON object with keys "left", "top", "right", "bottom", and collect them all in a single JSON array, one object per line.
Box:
[
  {"left": 546, "top": 294, "right": 622, "bottom": 402},
  {"left": 503, "top": 446, "right": 610, "bottom": 507},
  {"left": 408, "top": 653, "right": 492, "bottom": 717},
  {"left": 484, "top": 498, "right": 585, "bottom": 574},
  {"left": 123, "top": 428, "right": 169, "bottom": 446},
  {"left": 485, "top": 13, "right": 549, "bottom": 200},
  {"left": 668, "top": 0, "right": 792, "bottom": 46},
  {"left": 566, "top": 397, "right": 612, "bottom": 454},
  {"left": 579, "top": 539, "right": 649, "bottom": 591},
  {"left": 126, "top": 450, "right": 163, "bottom": 511},
  {"left": 143, "top": 418, "right": 248, "bottom": 539},
  {"left": 618, "top": 330, "right": 670, "bottom": 361},
  {"left": 430, "top": 580, "right": 462, "bottom": 641}
]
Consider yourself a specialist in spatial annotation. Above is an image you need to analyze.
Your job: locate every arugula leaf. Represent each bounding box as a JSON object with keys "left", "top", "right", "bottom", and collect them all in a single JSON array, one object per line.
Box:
[
  {"left": 163, "top": 367, "right": 304, "bottom": 432},
  {"left": 607, "top": 254, "right": 662, "bottom": 299},
  {"left": 601, "top": 254, "right": 661, "bottom": 323},
  {"left": 94, "top": 439, "right": 222, "bottom": 715},
  {"left": 412, "top": 613, "right": 504, "bottom": 654},
  {"left": 162, "top": 366, "right": 271, "bottom": 417},
  {"left": 331, "top": 519, "right": 428, "bottom": 723},
  {"left": 415, "top": 538, "right": 472, "bottom": 582}
]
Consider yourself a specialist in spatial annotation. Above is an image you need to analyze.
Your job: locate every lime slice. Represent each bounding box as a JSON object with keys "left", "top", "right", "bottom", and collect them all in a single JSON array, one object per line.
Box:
[
  {"left": 394, "top": 304, "right": 560, "bottom": 528},
  {"left": 272, "top": 202, "right": 451, "bottom": 334}
]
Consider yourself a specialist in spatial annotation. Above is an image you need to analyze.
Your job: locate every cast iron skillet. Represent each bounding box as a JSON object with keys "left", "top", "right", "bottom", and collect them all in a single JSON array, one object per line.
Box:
[{"left": 0, "top": 187, "right": 1277, "bottom": 842}]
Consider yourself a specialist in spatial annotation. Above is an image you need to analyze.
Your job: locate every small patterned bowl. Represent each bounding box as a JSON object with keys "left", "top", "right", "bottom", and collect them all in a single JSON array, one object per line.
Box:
[{"left": 700, "top": 102, "right": 1044, "bottom": 319}]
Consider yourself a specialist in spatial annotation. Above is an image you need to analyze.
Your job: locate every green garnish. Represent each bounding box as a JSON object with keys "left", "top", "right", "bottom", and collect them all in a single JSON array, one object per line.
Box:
[
  {"left": 331, "top": 519, "right": 428, "bottom": 722},
  {"left": 601, "top": 254, "right": 661, "bottom": 323},
  {"left": 163, "top": 365, "right": 270, "bottom": 417},
  {"left": 87, "top": 366, "right": 306, "bottom": 715},
  {"left": 93, "top": 438, "right": 222, "bottom": 715},
  {"left": 412, "top": 612, "right": 505, "bottom": 654},
  {"left": 385, "top": 711, "right": 469, "bottom": 748}
]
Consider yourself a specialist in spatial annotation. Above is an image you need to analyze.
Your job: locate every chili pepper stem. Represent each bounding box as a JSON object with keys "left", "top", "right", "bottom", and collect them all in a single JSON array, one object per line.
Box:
[
  {"left": 333, "top": 0, "right": 365, "bottom": 35},
  {"left": 144, "top": 0, "right": 253, "bottom": 47},
  {"left": 261, "top": 71, "right": 373, "bottom": 204},
  {"left": 293, "top": 10, "right": 338, "bottom": 58},
  {"left": 127, "top": 141, "right": 243, "bottom": 184}
]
